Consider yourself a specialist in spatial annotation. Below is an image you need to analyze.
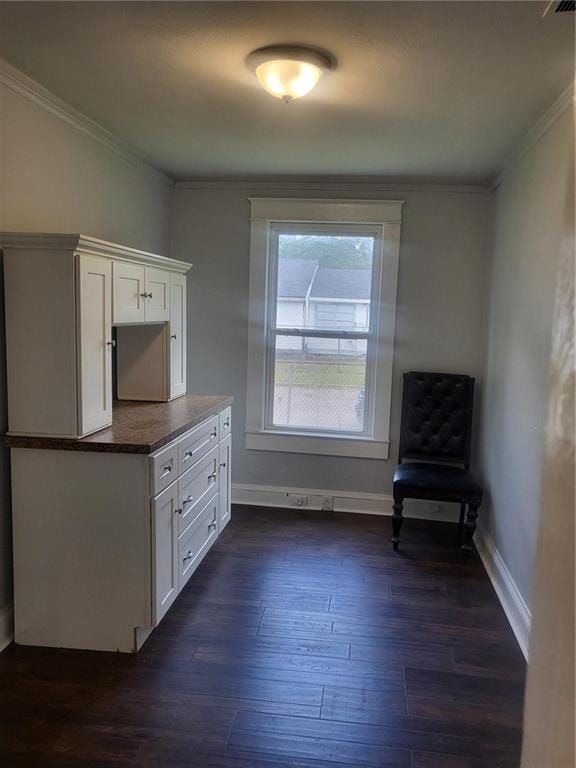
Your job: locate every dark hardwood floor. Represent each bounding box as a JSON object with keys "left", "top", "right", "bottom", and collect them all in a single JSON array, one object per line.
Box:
[{"left": 0, "top": 506, "right": 526, "bottom": 768}]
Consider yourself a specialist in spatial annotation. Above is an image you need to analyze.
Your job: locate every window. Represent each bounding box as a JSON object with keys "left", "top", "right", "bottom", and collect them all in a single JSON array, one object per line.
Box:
[{"left": 246, "top": 198, "right": 403, "bottom": 459}]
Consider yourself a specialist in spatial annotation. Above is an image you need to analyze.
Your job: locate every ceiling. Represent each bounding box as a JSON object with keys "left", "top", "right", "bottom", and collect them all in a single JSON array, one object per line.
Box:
[{"left": 0, "top": 1, "right": 573, "bottom": 180}]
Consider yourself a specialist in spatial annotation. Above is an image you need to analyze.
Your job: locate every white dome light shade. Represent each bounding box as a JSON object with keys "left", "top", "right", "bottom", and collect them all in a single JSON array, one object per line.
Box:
[{"left": 248, "top": 46, "right": 334, "bottom": 102}]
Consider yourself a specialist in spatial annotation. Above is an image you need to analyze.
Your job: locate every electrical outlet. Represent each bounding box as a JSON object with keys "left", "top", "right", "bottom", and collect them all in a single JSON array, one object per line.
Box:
[
  {"left": 321, "top": 496, "right": 334, "bottom": 511},
  {"left": 289, "top": 494, "right": 309, "bottom": 507}
]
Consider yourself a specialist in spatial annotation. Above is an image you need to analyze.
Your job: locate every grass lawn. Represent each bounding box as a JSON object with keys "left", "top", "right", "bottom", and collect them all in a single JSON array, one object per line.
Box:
[{"left": 274, "top": 360, "right": 365, "bottom": 388}]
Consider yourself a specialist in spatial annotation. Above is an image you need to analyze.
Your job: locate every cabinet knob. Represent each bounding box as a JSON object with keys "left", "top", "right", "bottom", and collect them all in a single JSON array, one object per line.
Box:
[
  {"left": 147, "top": 292, "right": 153, "bottom": 299},
  {"left": 170, "top": 334, "right": 177, "bottom": 340},
  {"left": 183, "top": 495, "right": 193, "bottom": 505},
  {"left": 224, "top": 419, "right": 230, "bottom": 427},
  {"left": 175, "top": 508, "right": 182, "bottom": 515},
  {"left": 163, "top": 464, "right": 173, "bottom": 473},
  {"left": 208, "top": 472, "right": 217, "bottom": 481},
  {"left": 208, "top": 521, "right": 217, "bottom": 530},
  {"left": 106, "top": 340, "right": 116, "bottom": 348},
  {"left": 184, "top": 450, "right": 193, "bottom": 459},
  {"left": 220, "top": 462, "right": 227, "bottom": 468},
  {"left": 210, "top": 430, "right": 217, "bottom": 438},
  {"left": 140, "top": 292, "right": 148, "bottom": 298},
  {"left": 183, "top": 550, "right": 193, "bottom": 562}
]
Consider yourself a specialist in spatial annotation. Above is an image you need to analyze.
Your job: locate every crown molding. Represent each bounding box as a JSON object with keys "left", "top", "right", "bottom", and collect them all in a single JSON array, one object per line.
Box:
[
  {"left": 174, "top": 176, "right": 492, "bottom": 194},
  {"left": 0, "top": 56, "right": 173, "bottom": 187},
  {"left": 0, "top": 233, "right": 191, "bottom": 273},
  {"left": 492, "top": 82, "right": 575, "bottom": 191}
]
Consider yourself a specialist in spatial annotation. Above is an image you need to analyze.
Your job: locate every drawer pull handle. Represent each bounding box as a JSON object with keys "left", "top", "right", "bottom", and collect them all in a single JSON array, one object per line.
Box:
[
  {"left": 208, "top": 521, "right": 217, "bottom": 530},
  {"left": 163, "top": 464, "right": 173, "bottom": 473},
  {"left": 220, "top": 462, "right": 227, "bottom": 468},
  {"left": 208, "top": 472, "right": 217, "bottom": 481},
  {"left": 183, "top": 550, "right": 193, "bottom": 562},
  {"left": 224, "top": 419, "right": 230, "bottom": 427},
  {"left": 183, "top": 495, "right": 193, "bottom": 505},
  {"left": 210, "top": 430, "right": 217, "bottom": 438},
  {"left": 184, "top": 450, "right": 193, "bottom": 459}
]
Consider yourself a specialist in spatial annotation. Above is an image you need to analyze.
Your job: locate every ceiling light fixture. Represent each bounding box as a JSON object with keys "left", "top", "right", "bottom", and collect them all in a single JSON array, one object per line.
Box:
[{"left": 247, "top": 45, "right": 334, "bottom": 102}]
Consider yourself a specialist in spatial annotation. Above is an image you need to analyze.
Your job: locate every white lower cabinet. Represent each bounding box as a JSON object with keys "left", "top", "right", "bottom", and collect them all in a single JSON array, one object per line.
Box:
[
  {"left": 219, "top": 433, "right": 232, "bottom": 532},
  {"left": 10, "top": 405, "right": 231, "bottom": 654},
  {"left": 148, "top": 408, "right": 231, "bottom": 636},
  {"left": 179, "top": 494, "right": 219, "bottom": 590},
  {"left": 152, "top": 482, "right": 179, "bottom": 624}
]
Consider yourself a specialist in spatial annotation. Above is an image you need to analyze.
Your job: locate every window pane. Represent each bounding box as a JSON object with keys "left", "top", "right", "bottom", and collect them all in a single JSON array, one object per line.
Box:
[
  {"left": 272, "top": 337, "right": 367, "bottom": 432},
  {"left": 276, "top": 234, "right": 374, "bottom": 332}
]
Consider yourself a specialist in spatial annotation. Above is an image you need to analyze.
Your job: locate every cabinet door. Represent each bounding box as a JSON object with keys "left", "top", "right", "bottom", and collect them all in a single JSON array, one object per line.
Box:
[
  {"left": 169, "top": 273, "right": 187, "bottom": 399},
  {"left": 77, "top": 255, "right": 112, "bottom": 436},
  {"left": 152, "top": 482, "right": 179, "bottom": 625},
  {"left": 145, "top": 268, "right": 170, "bottom": 322},
  {"left": 218, "top": 433, "right": 232, "bottom": 532},
  {"left": 112, "top": 262, "right": 146, "bottom": 324}
]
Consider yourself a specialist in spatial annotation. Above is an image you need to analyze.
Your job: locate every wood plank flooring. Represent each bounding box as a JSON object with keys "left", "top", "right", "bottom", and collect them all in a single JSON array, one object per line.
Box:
[{"left": 0, "top": 506, "right": 526, "bottom": 767}]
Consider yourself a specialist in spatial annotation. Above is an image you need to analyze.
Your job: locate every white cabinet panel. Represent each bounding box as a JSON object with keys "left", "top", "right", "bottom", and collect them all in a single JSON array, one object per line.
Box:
[
  {"left": 169, "top": 273, "right": 187, "bottom": 399},
  {"left": 152, "top": 481, "right": 179, "bottom": 625},
  {"left": 77, "top": 255, "right": 112, "bottom": 436},
  {"left": 178, "top": 493, "right": 218, "bottom": 591},
  {"left": 219, "top": 407, "right": 232, "bottom": 440},
  {"left": 145, "top": 268, "right": 170, "bottom": 322},
  {"left": 113, "top": 262, "right": 146, "bottom": 324},
  {"left": 177, "top": 416, "right": 219, "bottom": 475},
  {"left": 150, "top": 440, "right": 179, "bottom": 496},
  {"left": 178, "top": 446, "right": 219, "bottom": 537},
  {"left": 218, "top": 433, "right": 232, "bottom": 533}
]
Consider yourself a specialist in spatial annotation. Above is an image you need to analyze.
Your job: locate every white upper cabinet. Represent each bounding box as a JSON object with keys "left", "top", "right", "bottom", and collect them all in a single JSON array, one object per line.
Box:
[
  {"left": 169, "top": 272, "right": 187, "bottom": 399},
  {"left": 113, "top": 262, "right": 146, "bottom": 324},
  {"left": 1, "top": 234, "right": 192, "bottom": 438},
  {"left": 144, "top": 268, "right": 170, "bottom": 322},
  {"left": 113, "top": 263, "right": 171, "bottom": 324},
  {"left": 77, "top": 255, "right": 113, "bottom": 435}
]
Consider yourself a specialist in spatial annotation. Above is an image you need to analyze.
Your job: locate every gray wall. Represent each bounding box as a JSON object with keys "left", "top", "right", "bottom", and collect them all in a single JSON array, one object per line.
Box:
[
  {"left": 172, "top": 182, "right": 492, "bottom": 495},
  {"left": 479, "top": 108, "right": 574, "bottom": 611},
  {"left": 0, "top": 81, "right": 174, "bottom": 620}
]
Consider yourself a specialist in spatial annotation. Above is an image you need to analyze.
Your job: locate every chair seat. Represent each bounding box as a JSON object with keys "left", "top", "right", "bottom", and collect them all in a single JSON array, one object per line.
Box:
[{"left": 393, "top": 462, "right": 482, "bottom": 496}]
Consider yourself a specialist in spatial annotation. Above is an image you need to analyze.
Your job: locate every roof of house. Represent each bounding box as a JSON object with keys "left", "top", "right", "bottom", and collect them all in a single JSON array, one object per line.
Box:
[
  {"left": 277, "top": 259, "right": 318, "bottom": 299},
  {"left": 277, "top": 259, "right": 371, "bottom": 301},
  {"left": 310, "top": 267, "right": 371, "bottom": 301}
]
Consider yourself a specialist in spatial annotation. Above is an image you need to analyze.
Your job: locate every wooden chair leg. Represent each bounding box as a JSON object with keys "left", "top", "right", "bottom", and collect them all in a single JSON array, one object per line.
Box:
[
  {"left": 461, "top": 501, "right": 480, "bottom": 554},
  {"left": 391, "top": 499, "right": 404, "bottom": 550},
  {"left": 457, "top": 502, "right": 466, "bottom": 544}
]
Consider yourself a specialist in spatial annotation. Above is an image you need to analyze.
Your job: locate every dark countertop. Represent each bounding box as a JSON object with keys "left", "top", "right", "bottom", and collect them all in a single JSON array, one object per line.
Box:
[{"left": 6, "top": 395, "right": 233, "bottom": 455}]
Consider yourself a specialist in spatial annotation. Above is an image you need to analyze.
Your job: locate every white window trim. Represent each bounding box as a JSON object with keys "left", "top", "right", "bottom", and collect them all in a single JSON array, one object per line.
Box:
[{"left": 245, "top": 197, "right": 404, "bottom": 460}]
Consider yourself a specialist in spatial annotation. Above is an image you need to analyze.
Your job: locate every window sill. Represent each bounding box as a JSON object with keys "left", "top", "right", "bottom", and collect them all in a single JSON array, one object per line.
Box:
[{"left": 245, "top": 430, "right": 390, "bottom": 460}]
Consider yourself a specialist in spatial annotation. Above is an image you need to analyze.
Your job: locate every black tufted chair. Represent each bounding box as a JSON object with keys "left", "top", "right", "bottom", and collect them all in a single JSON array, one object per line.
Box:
[{"left": 392, "top": 371, "right": 483, "bottom": 553}]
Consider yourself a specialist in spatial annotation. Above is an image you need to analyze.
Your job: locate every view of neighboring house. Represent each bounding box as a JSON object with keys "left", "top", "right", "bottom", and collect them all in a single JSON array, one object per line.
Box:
[{"left": 277, "top": 258, "right": 370, "bottom": 354}]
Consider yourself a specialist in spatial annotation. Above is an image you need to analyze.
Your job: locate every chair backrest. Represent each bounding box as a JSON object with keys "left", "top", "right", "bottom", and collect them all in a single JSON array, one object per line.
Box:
[{"left": 397, "top": 371, "right": 475, "bottom": 469}]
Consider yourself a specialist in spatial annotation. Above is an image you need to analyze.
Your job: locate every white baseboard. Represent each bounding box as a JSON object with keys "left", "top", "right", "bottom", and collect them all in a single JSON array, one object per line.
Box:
[
  {"left": 474, "top": 525, "right": 531, "bottom": 660},
  {"left": 0, "top": 602, "right": 14, "bottom": 653},
  {"left": 232, "top": 483, "right": 459, "bottom": 522}
]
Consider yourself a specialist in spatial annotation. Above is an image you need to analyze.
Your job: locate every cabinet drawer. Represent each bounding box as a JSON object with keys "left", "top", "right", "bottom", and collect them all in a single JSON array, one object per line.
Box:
[
  {"left": 178, "top": 494, "right": 218, "bottom": 590},
  {"left": 177, "top": 416, "right": 219, "bottom": 474},
  {"left": 178, "top": 446, "right": 219, "bottom": 537},
  {"left": 150, "top": 441, "right": 178, "bottom": 496},
  {"left": 219, "top": 407, "right": 232, "bottom": 440}
]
